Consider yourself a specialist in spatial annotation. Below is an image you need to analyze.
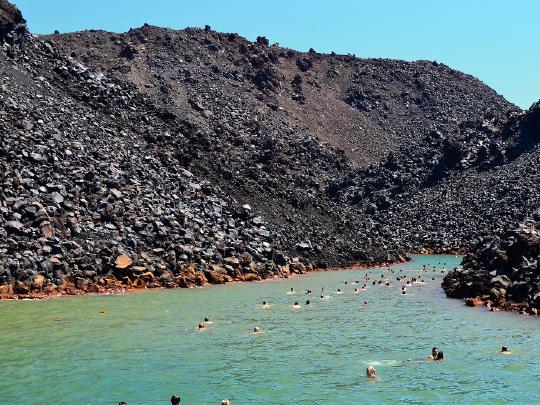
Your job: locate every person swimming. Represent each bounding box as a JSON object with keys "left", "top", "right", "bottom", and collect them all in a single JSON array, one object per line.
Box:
[
  {"left": 354, "top": 288, "right": 359, "bottom": 293},
  {"left": 434, "top": 351, "right": 444, "bottom": 361},
  {"left": 198, "top": 323, "right": 205, "bottom": 330},
  {"left": 363, "top": 301, "right": 368, "bottom": 306},
  {"left": 203, "top": 317, "right": 213, "bottom": 324},
  {"left": 253, "top": 326, "right": 261, "bottom": 333},
  {"left": 500, "top": 346, "right": 512, "bottom": 355},
  {"left": 305, "top": 299, "right": 311, "bottom": 305},
  {"left": 221, "top": 400, "right": 230, "bottom": 405},
  {"left": 293, "top": 302, "right": 301, "bottom": 308},
  {"left": 171, "top": 395, "right": 181, "bottom": 405},
  {"left": 337, "top": 288, "right": 343, "bottom": 294},
  {"left": 366, "top": 365, "right": 377, "bottom": 379},
  {"left": 427, "top": 347, "right": 439, "bottom": 360},
  {"left": 262, "top": 301, "right": 270, "bottom": 308},
  {"left": 306, "top": 289, "right": 312, "bottom": 294}
]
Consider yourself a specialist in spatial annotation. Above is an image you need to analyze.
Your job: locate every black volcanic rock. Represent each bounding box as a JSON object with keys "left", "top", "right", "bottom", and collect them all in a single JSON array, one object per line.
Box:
[
  {"left": 0, "top": 0, "right": 24, "bottom": 36},
  {"left": 443, "top": 216, "right": 540, "bottom": 314},
  {"left": 2, "top": 0, "right": 539, "bottom": 306}
]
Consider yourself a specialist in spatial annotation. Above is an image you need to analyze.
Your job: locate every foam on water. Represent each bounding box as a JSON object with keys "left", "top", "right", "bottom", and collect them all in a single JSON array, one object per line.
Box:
[{"left": 1, "top": 255, "right": 539, "bottom": 404}]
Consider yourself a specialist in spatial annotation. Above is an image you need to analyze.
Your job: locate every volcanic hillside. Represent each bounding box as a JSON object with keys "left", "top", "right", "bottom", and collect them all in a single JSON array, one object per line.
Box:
[
  {"left": 329, "top": 101, "right": 540, "bottom": 253},
  {"left": 2, "top": 0, "right": 539, "bottom": 300},
  {"left": 51, "top": 26, "right": 515, "bottom": 168}
]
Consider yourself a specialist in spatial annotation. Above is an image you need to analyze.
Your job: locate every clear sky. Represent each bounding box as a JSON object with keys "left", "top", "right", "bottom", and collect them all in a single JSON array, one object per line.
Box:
[{"left": 12, "top": 0, "right": 540, "bottom": 109}]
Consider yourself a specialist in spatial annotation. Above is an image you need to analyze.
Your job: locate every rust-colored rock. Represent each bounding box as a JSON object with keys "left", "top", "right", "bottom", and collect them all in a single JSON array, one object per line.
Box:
[{"left": 115, "top": 255, "right": 133, "bottom": 269}]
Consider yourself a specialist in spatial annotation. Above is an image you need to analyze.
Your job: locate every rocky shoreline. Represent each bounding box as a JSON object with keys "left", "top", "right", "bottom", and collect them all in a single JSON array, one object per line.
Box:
[
  {"left": 0, "top": 257, "right": 406, "bottom": 300},
  {"left": 443, "top": 217, "right": 540, "bottom": 316}
]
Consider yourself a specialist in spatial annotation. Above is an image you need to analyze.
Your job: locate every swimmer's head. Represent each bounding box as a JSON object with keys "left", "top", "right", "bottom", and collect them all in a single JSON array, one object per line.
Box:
[
  {"left": 204, "top": 317, "right": 209, "bottom": 322},
  {"left": 294, "top": 302, "right": 299, "bottom": 305},
  {"left": 320, "top": 295, "right": 324, "bottom": 299},
  {"left": 305, "top": 300, "right": 310, "bottom": 305},
  {"left": 435, "top": 351, "right": 444, "bottom": 360},
  {"left": 366, "top": 365, "right": 377, "bottom": 377},
  {"left": 253, "top": 326, "right": 261, "bottom": 333},
  {"left": 501, "top": 346, "right": 508, "bottom": 352},
  {"left": 198, "top": 323, "right": 205, "bottom": 329},
  {"left": 171, "top": 395, "right": 181, "bottom": 405},
  {"left": 262, "top": 301, "right": 267, "bottom": 305},
  {"left": 221, "top": 400, "right": 230, "bottom": 405}
]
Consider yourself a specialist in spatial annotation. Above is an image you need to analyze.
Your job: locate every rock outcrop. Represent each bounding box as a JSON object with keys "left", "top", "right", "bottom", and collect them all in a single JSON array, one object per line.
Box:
[{"left": 442, "top": 217, "right": 540, "bottom": 314}]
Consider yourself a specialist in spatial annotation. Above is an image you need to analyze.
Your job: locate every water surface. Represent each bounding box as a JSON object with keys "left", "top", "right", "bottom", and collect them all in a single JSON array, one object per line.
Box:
[{"left": 1, "top": 255, "right": 539, "bottom": 404}]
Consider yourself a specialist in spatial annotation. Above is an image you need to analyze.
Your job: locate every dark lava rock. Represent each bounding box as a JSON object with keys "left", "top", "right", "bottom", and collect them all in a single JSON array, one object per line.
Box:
[{"left": 443, "top": 216, "right": 540, "bottom": 313}]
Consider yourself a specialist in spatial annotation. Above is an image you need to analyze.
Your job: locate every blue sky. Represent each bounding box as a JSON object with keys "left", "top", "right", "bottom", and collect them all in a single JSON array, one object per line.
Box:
[{"left": 13, "top": 0, "right": 540, "bottom": 109}]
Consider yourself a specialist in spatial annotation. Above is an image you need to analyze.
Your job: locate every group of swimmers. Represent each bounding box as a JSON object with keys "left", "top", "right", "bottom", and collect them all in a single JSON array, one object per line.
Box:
[
  {"left": 198, "top": 265, "right": 447, "bottom": 334},
  {"left": 365, "top": 345, "right": 511, "bottom": 379}
]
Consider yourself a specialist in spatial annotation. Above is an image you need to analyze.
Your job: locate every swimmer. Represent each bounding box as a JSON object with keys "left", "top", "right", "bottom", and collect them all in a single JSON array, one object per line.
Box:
[
  {"left": 320, "top": 295, "right": 325, "bottom": 300},
  {"left": 305, "top": 299, "right": 311, "bottom": 305},
  {"left": 337, "top": 288, "right": 343, "bottom": 294},
  {"left": 221, "top": 400, "right": 230, "bottom": 405},
  {"left": 203, "top": 317, "right": 213, "bottom": 324},
  {"left": 363, "top": 301, "right": 368, "bottom": 306},
  {"left": 366, "top": 365, "right": 377, "bottom": 379},
  {"left": 253, "top": 326, "right": 262, "bottom": 333},
  {"left": 198, "top": 323, "right": 205, "bottom": 331},
  {"left": 344, "top": 281, "right": 348, "bottom": 285},
  {"left": 500, "top": 346, "right": 512, "bottom": 355},
  {"left": 287, "top": 287, "right": 295, "bottom": 294},
  {"left": 321, "top": 287, "right": 325, "bottom": 292},
  {"left": 306, "top": 289, "right": 312, "bottom": 294},
  {"left": 293, "top": 302, "right": 301, "bottom": 309},
  {"left": 434, "top": 351, "right": 444, "bottom": 361},
  {"left": 262, "top": 301, "right": 270, "bottom": 308},
  {"left": 171, "top": 395, "right": 181, "bottom": 405},
  {"left": 427, "top": 347, "right": 439, "bottom": 360},
  {"left": 54, "top": 317, "right": 63, "bottom": 321},
  {"left": 354, "top": 288, "right": 359, "bottom": 293},
  {"left": 99, "top": 309, "right": 106, "bottom": 314}
]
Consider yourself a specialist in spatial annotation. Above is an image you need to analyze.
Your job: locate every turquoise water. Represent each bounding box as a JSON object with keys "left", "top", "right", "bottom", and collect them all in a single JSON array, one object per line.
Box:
[{"left": 1, "top": 255, "right": 539, "bottom": 404}]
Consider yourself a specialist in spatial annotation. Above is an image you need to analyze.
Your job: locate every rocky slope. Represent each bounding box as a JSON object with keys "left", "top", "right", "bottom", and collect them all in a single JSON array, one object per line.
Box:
[
  {"left": 0, "top": 2, "right": 313, "bottom": 297},
  {"left": 328, "top": 101, "right": 540, "bottom": 254},
  {"left": 442, "top": 217, "right": 540, "bottom": 314},
  {"left": 3, "top": 0, "right": 539, "bottom": 308},
  {"left": 50, "top": 26, "right": 514, "bottom": 169},
  {"left": 441, "top": 105, "right": 540, "bottom": 313}
]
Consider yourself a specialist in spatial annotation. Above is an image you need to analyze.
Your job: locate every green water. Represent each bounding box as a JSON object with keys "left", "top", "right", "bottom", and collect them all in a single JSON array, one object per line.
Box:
[{"left": 1, "top": 255, "right": 539, "bottom": 404}]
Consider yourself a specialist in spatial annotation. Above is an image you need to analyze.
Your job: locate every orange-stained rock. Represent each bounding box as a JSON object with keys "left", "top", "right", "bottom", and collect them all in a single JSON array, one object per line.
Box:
[
  {"left": 242, "top": 273, "right": 260, "bottom": 282},
  {"left": 115, "top": 254, "right": 133, "bottom": 269},
  {"left": 0, "top": 284, "right": 13, "bottom": 295}
]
